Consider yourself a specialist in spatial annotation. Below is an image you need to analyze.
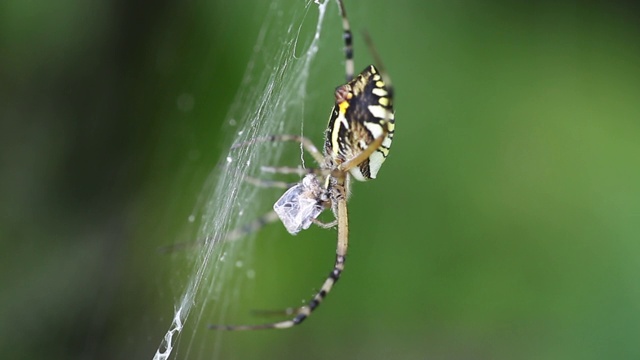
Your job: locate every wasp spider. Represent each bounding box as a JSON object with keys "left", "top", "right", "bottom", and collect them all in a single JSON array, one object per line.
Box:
[{"left": 209, "top": 0, "right": 395, "bottom": 330}]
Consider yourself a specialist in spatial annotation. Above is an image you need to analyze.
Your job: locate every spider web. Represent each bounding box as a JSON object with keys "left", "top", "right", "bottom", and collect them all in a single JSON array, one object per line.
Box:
[{"left": 153, "top": 1, "right": 333, "bottom": 359}]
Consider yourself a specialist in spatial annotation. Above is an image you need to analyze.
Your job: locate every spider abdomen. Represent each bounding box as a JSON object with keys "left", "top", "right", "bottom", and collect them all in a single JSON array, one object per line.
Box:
[{"left": 325, "top": 65, "right": 395, "bottom": 181}]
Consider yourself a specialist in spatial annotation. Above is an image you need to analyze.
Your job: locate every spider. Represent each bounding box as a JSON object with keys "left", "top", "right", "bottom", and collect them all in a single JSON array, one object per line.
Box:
[{"left": 209, "top": 0, "right": 395, "bottom": 330}]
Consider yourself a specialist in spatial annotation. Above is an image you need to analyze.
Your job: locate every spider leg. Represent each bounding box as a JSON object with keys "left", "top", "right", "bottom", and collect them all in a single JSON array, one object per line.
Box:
[
  {"left": 250, "top": 307, "right": 298, "bottom": 317},
  {"left": 208, "top": 185, "right": 349, "bottom": 330},
  {"left": 312, "top": 218, "right": 338, "bottom": 229},
  {"left": 337, "top": 0, "right": 354, "bottom": 82},
  {"left": 244, "top": 176, "right": 296, "bottom": 189},
  {"left": 224, "top": 211, "right": 280, "bottom": 242},
  {"left": 232, "top": 135, "right": 325, "bottom": 165},
  {"left": 156, "top": 237, "right": 207, "bottom": 253},
  {"left": 362, "top": 31, "right": 393, "bottom": 99},
  {"left": 157, "top": 211, "right": 281, "bottom": 253},
  {"left": 261, "top": 165, "right": 329, "bottom": 177}
]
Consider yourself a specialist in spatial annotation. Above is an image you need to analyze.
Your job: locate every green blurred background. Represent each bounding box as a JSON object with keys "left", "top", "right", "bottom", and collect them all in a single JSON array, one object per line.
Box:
[{"left": 2, "top": 0, "right": 640, "bottom": 359}]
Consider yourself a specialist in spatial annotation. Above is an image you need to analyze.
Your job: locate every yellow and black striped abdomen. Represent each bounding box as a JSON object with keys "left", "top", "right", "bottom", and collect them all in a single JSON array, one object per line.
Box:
[{"left": 324, "top": 65, "right": 395, "bottom": 181}]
